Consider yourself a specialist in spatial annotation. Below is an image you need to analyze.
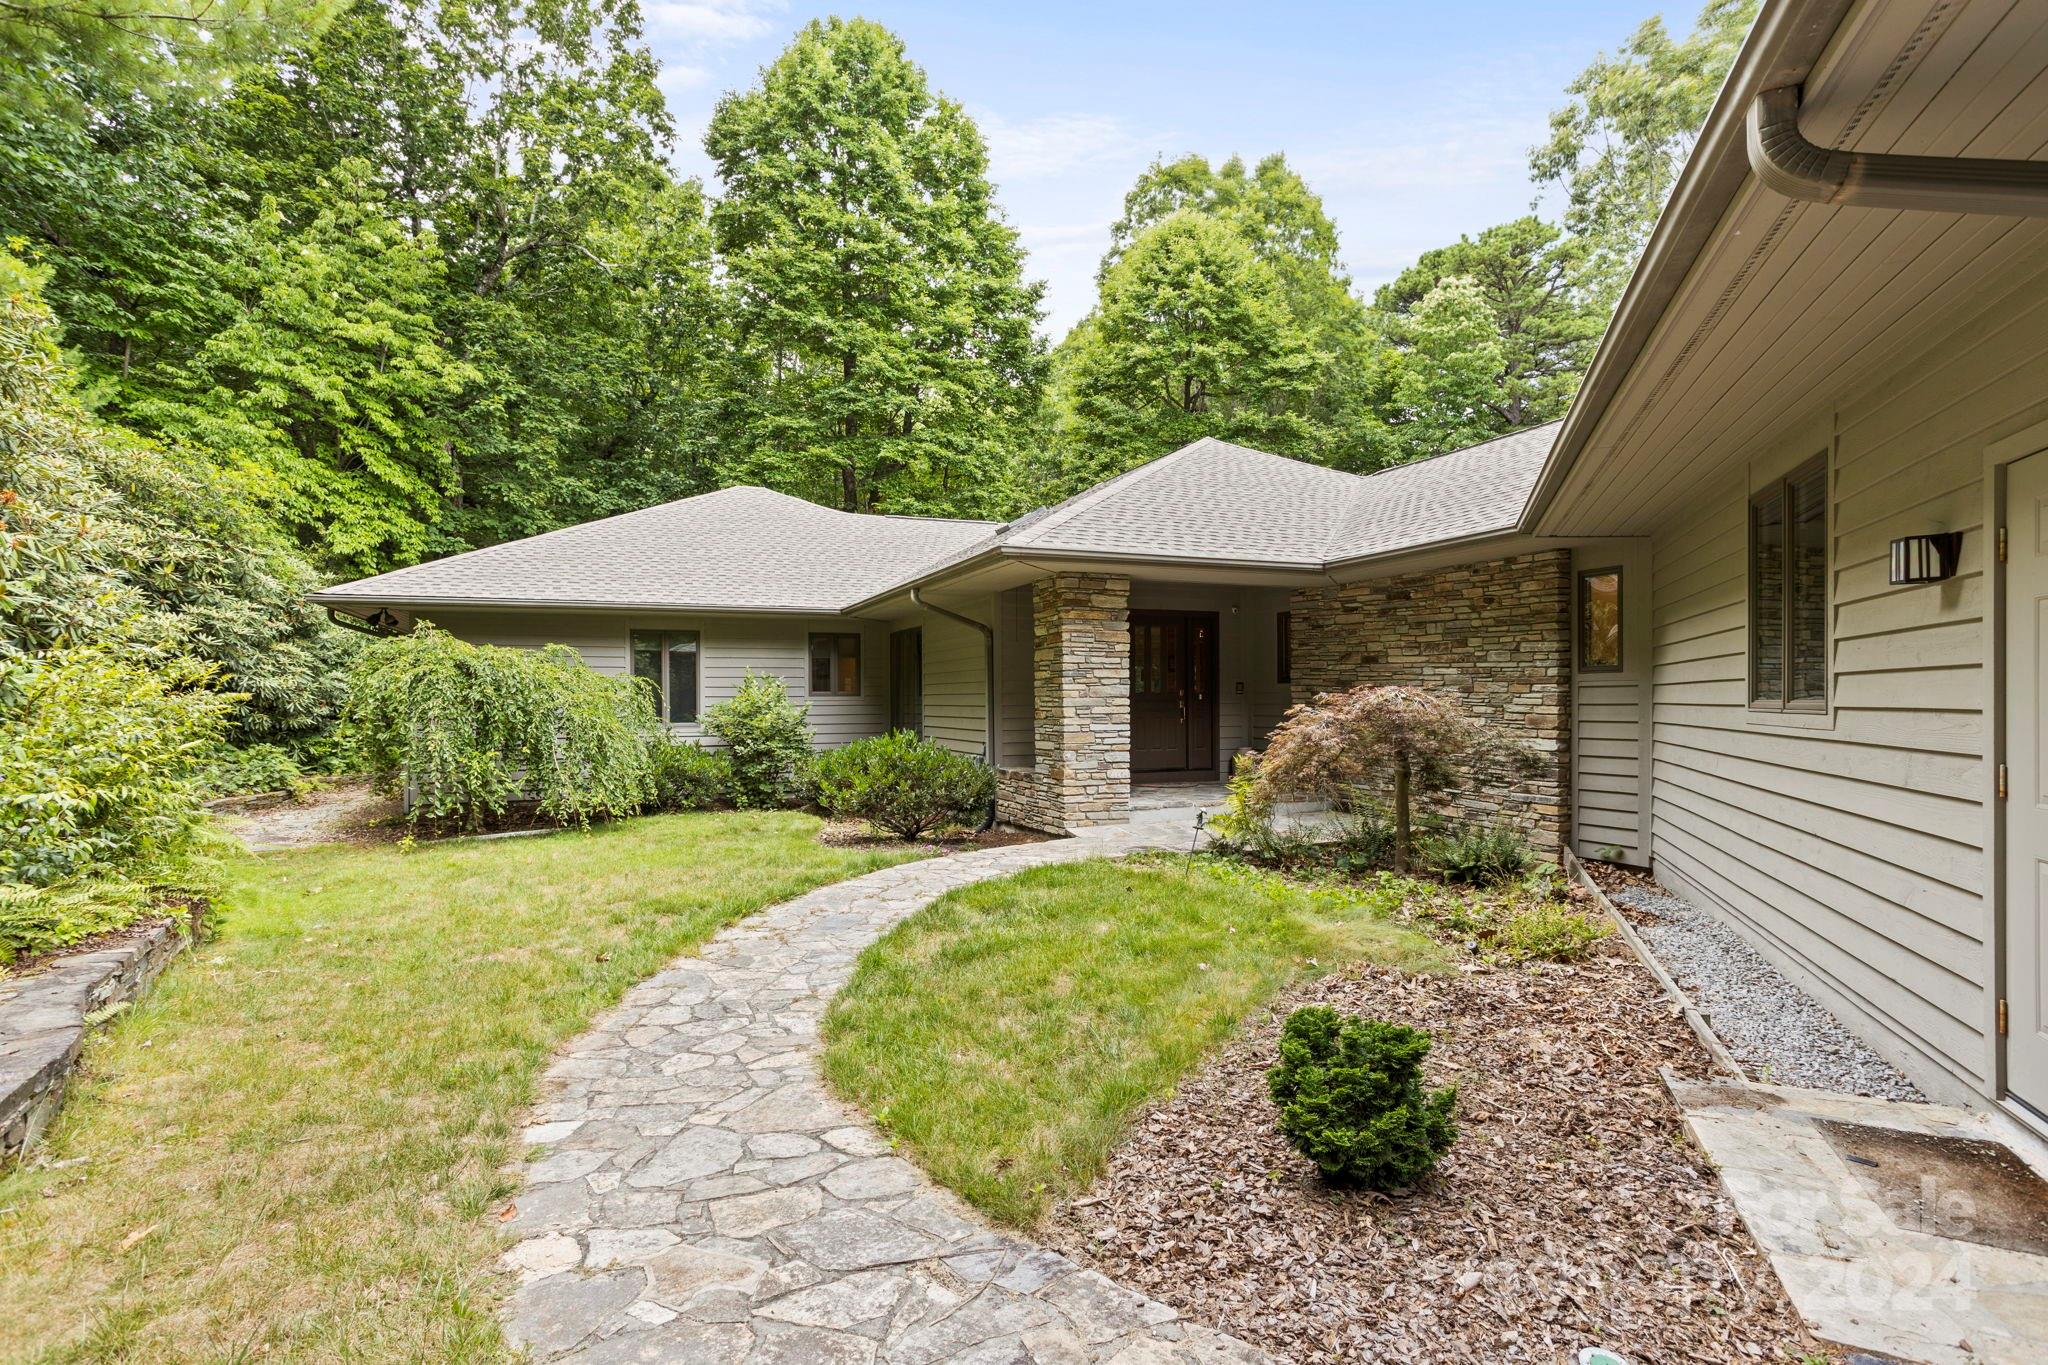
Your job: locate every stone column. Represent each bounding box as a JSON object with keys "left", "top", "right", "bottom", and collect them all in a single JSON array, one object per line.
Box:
[{"left": 995, "top": 573, "right": 1130, "bottom": 832}]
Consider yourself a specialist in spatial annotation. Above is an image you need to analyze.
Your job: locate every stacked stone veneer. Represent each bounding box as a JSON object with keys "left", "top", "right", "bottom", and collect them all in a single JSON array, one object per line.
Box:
[
  {"left": 1289, "top": 549, "right": 1572, "bottom": 853},
  {"left": 996, "top": 573, "right": 1131, "bottom": 833}
]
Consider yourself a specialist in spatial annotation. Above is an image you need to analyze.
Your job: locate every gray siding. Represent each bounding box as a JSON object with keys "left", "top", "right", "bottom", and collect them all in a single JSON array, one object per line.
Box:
[
  {"left": 1572, "top": 541, "right": 1652, "bottom": 866},
  {"left": 922, "top": 605, "right": 991, "bottom": 759},
  {"left": 1641, "top": 270, "right": 2048, "bottom": 1105},
  {"left": 427, "top": 610, "right": 890, "bottom": 749}
]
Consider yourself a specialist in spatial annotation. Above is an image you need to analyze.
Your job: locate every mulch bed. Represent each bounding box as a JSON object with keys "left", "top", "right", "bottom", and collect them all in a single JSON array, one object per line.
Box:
[{"left": 1044, "top": 939, "right": 1829, "bottom": 1364}]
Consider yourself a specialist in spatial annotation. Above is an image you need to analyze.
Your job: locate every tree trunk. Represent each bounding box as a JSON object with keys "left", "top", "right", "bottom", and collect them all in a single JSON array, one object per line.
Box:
[{"left": 1393, "top": 752, "right": 1412, "bottom": 874}]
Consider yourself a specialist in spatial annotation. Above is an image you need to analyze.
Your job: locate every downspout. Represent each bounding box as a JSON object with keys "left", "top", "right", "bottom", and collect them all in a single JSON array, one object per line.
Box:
[
  {"left": 1747, "top": 85, "right": 2048, "bottom": 215},
  {"left": 909, "top": 588, "right": 999, "bottom": 765}
]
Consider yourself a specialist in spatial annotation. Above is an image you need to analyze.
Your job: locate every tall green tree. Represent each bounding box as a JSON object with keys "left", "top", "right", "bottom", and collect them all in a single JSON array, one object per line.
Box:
[
  {"left": 1373, "top": 216, "right": 1600, "bottom": 432},
  {"left": 1106, "top": 152, "right": 1378, "bottom": 467},
  {"left": 1054, "top": 210, "right": 1321, "bottom": 494},
  {"left": 0, "top": 0, "right": 333, "bottom": 121},
  {"left": 706, "top": 17, "right": 1044, "bottom": 515},
  {"left": 134, "top": 161, "right": 475, "bottom": 573},
  {"left": 1, "top": 250, "right": 352, "bottom": 746},
  {"left": 1375, "top": 276, "right": 1509, "bottom": 463},
  {"left": 1529, "top": 0, "right": 1759, "bottom": 304}
]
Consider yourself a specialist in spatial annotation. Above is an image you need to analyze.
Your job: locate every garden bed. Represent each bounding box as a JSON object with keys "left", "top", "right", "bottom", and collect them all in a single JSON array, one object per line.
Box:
[{"left": 1043, "top": 930, "right": 1829, "bottom": 1363}]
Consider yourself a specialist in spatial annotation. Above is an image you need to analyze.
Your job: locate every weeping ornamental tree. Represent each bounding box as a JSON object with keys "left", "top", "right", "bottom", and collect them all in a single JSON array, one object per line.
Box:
[
  {"left": 1251, "top": 685, "right": 1528, "bottom": 873},
  {"left": 344, "top": 626, "right": 656, "bottom": 829}
]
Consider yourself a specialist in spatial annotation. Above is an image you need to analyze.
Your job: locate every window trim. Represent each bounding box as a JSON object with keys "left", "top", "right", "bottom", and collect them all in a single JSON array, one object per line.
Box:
[
  {"left": 630, "top": 628, "right": 701, "bottom": 724},
  {"left": 1576, "top": 566, "right": 1624, "bottom": 673},
  {"left": 1747, "top": 453, "right": 1829, "bottom": 715},
  {"left": 1276, "top": 610, "right": 1292, "bottom": 685},
  {"left": 808, "top": 632, "right": 863, "bottom": 697}
]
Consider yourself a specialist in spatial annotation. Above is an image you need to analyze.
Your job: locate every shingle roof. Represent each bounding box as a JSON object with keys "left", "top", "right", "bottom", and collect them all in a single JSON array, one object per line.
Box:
[
  {"left": 312, "top": 486, "right": 996, "bottom": 613},
  {"left": 316, "top": 426, "right": 1558, "bottom": 614},
  {"left": 1324, "top": 421, "right": 1558, "bottom": 563}
]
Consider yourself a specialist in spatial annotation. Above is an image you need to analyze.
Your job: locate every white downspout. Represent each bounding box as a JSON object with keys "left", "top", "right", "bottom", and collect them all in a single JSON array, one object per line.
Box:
[{"left": 909, "top": 588, "right": 999, "bottom": 765}]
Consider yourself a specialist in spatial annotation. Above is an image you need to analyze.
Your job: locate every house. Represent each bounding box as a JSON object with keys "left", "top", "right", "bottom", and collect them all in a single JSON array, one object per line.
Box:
[{"left": 317, "top": 0, "right": 2048, "bottom": 1134}]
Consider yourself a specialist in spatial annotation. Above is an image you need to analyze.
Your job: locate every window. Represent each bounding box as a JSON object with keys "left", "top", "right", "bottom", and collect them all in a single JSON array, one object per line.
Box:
[
  {"left": 631, "top": 630, "right": 700, "bottom": 723},
  {"left": 1577, "top": 568, "right": 1622, "bottom": 672},
  {"left": 809, "top": 633, "right": 862, "bottom": 695},
  {"left": 1276, "top": 610, "right": 1292, "bottom": 685},
  {"left": 1749, "top": 455, "right": 1828, "bottom": 710}
]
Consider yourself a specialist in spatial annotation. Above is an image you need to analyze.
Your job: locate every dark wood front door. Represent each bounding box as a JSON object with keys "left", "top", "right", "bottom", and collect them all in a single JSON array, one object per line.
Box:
[{"left": 1129, "top": 610, "right": 1218, "bottom": 780}]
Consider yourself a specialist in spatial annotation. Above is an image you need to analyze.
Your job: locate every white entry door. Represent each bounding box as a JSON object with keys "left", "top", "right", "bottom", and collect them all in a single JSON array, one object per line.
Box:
[{"left": 2005, "top": 449, "right": 2048, "bottom": 1114}]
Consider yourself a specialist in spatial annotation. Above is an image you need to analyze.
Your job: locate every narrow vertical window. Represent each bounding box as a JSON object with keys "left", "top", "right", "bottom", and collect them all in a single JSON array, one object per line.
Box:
[
  {"left": 665, "top": 633, "right": 699, "bottom": 723},
  {"left": 632, "top": 631, "right": 665, "bottom": 716},
  {"left": 1276, "top": 610, "right": 1292, "bottom": 685},
  {"left": 1577, "top": 569, "right": 1622, "bottom": 672},
  {"left": 1749, "top": 453, "right": 1827, "bottom": 711},
  {"left": 1788, "top": 461, "right": 1828, "bottom": 706}
]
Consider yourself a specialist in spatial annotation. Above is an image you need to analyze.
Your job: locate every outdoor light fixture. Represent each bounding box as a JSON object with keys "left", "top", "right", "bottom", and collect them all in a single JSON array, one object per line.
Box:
[{"left": 1888, "top": 531, "right": 1963, "bottom": 585}]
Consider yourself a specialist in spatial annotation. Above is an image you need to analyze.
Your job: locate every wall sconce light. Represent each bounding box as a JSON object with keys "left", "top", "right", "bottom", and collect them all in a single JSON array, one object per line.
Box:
[{"left": 1889, "top": 531, "right": 1963, "bottom": 585}]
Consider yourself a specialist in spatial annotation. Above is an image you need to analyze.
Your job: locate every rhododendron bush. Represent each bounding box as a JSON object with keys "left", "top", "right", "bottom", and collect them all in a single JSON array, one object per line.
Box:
[{"left": 1251, "top": 685, "right": 1528, "bottom": 872}]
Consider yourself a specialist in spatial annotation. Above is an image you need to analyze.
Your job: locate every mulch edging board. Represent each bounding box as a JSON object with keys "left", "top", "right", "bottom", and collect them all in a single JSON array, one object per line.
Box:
[{"left": 1, "top": 918, "right": 190, "bottom": 1159}]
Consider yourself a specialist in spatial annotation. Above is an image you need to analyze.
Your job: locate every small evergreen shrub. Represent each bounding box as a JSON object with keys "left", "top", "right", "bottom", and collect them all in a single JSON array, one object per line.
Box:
[
  {"left": 1267, "top": 1005, "right": 1458, "bottom": 1190},
  {"left": 1424, "top": 823, "right": 1536, "bottom": 884},
  {"left": 345, "top": 626, "right": 655, "bottom": 829},
  {"left": 811, "top": 730, "right": 996, "bottom": 838},
  {"left": 699, "top": 672, "right": 814, "bottom": 809},
  {"left": 647, "top": 736, "right": 733, "bottom": 811}
]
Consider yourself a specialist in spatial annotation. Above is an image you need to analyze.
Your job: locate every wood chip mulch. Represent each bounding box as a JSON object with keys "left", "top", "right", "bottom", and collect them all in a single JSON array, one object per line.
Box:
[{"left": 1044, "top": 940, "right": 1831, "bottom": 1364}]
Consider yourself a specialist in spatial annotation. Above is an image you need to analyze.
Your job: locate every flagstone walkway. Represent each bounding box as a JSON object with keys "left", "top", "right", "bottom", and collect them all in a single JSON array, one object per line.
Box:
[{"left": 497, "top": 823, "right": 1266, "bottom": 1364}]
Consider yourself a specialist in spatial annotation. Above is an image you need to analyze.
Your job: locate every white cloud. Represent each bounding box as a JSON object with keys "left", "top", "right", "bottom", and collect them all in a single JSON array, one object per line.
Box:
[
  {"left": 977, "top": 111, "right": 1153, "bottom": 181},
  {"left": 642, "top": 1, "right": 783, "bottom": 45}
]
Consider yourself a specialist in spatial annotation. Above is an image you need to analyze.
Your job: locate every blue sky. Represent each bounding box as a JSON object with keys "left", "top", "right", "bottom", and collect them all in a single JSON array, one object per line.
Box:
[{"left": 643, "top": 1, "right": 1662, "bottom": 338}]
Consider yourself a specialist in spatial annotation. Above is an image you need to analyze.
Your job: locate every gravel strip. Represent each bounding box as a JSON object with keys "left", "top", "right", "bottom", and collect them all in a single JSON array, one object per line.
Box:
[{"left": 1610, "top": 886, "right": 1924, "bottom": 1101}]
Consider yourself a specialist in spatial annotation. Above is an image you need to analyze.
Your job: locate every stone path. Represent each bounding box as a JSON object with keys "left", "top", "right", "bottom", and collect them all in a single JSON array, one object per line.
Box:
[{"left": 498, "top": 825, "right": 1266, "bottom": 1365}]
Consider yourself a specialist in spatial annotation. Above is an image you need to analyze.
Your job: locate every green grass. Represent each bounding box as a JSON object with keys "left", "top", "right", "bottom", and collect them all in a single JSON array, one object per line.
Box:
[
  {"left": 820, "top": 853, "right": 1442, "bottom": 1227},
  {"left": 0, "top": 811, "right": 921, "bottom": 1363}
]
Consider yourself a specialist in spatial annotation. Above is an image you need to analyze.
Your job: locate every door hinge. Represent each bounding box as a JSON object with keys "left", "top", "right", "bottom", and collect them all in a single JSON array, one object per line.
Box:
[
  {"left": 1999, "top": 525, "right": 2008, "bottom": 563},
  {"left": 1998, "top": 997, "right": 2008, "bottom": 1036},
  {"left": 1997, "top": 763, "right": 2008, "bottom": 800}
]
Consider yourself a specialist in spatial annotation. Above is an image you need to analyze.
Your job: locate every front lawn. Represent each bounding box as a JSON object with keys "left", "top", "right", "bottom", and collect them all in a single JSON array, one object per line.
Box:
[
  {"left": 0, "top": 811, "right": 921, "bottom": 1362},
  {"left": 820, "top": 854, "right": 1442, "bottom": 1226}
]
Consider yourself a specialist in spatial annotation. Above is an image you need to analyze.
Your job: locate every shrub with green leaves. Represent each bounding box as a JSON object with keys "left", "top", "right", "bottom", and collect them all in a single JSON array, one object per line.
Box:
[
  {"left": 1501, "top": 901, "right": 1610, "bottom": 962},
  {"left": 811, "top": 730, "right": 996, "bottom": 838},
  {"left": 647, "top": 736, "right": 734, "bottom": 811},
  {"left": 1267, "top": 1005, "right": 1458, "bottom": 1190},
  {"left": 700, "top": 672, "right": 813, "bottom": 809},
  {"left": 1424, "top": 823, "right": 1537, "bottom": 884},
  {"left": 344, "top": 626, "right": 655, "bottom": 830},
  {"left": 0, "top": 646, "right": 234, "bottom": 888}
]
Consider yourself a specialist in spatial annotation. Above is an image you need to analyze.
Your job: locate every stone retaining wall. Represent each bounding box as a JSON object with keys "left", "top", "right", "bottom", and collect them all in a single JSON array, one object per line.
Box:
[
  {"left": 1289, "top": 549, "right": 1572, "bottom": 852},
  {"left": 1, "top": 916, "right": 191, "bottom": 1158}
]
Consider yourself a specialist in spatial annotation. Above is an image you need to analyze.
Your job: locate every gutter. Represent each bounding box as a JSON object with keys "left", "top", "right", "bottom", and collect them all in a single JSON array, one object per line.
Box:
[
  {"left": 910, "top": 587, "right": 999, "bottom": 765},
  {"left": 1521, "top": 0, "right": 1858, "bottom": 532},
  {"left": 1746, "top": 84, "right": 2048, "bottom": 215}
]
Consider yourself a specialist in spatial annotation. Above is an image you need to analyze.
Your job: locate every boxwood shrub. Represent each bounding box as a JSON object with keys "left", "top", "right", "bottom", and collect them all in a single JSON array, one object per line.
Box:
[{"left": 811, "top": 730, "right": 995, "bottom": 839}]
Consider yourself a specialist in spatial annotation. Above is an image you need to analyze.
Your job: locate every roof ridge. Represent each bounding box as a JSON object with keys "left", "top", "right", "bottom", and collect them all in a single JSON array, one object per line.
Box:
[{"left": 1008, "top": 438, "right": 1223, "bottom": 547}]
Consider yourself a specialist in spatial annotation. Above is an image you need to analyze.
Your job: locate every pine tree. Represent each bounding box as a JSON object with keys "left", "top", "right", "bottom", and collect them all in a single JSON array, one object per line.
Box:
[{"left": 706, "top": 17, "right": 1044, "bottom": 515}]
